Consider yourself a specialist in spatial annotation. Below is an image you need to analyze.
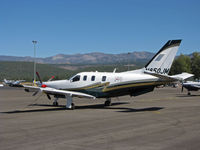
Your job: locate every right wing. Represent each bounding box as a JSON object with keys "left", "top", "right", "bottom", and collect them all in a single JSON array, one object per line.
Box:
[{"left": 23, "top": 85, "right": 96, "bottom": 99}]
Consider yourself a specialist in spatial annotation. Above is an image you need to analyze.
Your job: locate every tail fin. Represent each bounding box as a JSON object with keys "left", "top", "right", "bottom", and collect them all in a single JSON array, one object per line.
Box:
[{"left": 145, "top": 40, "right": 181, "bottom": 75}]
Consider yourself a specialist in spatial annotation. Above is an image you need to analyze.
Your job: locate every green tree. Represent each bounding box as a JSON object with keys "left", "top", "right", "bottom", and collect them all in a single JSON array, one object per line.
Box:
[
  {"left": 170, "top": 54, "right": 191, "bottom": 75},
  {"left": 191, "top": 52, "right": 200, "bottom": 80}
]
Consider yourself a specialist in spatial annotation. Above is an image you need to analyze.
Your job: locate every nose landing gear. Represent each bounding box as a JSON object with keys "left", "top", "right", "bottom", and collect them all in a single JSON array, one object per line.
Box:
[{"left": 104, "top": 98, "right": 111, "bottom": 106}]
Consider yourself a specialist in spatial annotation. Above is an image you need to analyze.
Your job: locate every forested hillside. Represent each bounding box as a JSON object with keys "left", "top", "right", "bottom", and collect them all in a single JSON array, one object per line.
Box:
[
  {"left": 0, "top": 61, "right": 140, "bottom": 81},
  {"left": 0, "top": 61, "right": 69, "bottom": 81},
  {"left": 170, "top": 52, "right": 200, "bottom": 80}
]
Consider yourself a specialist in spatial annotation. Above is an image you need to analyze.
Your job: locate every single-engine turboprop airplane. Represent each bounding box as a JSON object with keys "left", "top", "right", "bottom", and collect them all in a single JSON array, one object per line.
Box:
[{"left": 23, "top": 40, "right": 193, "bottom": 109}]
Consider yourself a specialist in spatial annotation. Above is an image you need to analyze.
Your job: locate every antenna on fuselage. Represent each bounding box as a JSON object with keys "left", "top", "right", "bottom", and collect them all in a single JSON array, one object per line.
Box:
[{"left": 113, "top": 68, "right": 117, "bottom": 73}]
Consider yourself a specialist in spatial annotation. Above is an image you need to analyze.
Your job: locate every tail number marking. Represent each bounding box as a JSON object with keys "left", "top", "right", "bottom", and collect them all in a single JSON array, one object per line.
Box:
[{"left": 146, "top": 68, "right": 170, "bottom": 74}]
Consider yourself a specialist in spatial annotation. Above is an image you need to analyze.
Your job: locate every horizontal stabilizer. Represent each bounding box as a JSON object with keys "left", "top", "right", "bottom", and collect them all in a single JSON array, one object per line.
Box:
[
  {"left": 144, "top": 71, "right": 177, "bottom": 81},
  {"left": 145, "top": 71, "right": 194, "bottom": 82},
  {"left": 171, "top": 72, "right": 194, "bottom": 81}
]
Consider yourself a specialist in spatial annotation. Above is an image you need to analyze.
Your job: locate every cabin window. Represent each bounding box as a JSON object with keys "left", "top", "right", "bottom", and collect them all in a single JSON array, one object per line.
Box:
[
  {"left": 102, "top": 76, "right": 106, "bottom": 81},
  {"left": 71, "top": 75, "right": 80, "bottom": 82},
  {"left": 83, "top": 75, "right": 87, "bottom": 81},
  {"left": 91, "top": 76, "right": 95, "bottom": 81}
]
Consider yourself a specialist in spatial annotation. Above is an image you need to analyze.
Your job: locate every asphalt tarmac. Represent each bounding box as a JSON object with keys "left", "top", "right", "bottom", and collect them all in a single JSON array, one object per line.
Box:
[{"left": 0, "top": 86, "right": 200, "bottom": 150}]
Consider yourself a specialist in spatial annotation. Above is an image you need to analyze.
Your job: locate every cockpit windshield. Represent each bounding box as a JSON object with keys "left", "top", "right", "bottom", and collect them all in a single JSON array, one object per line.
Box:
[{"left": 70, "top": 75, "right": 80, "bottom": 82}]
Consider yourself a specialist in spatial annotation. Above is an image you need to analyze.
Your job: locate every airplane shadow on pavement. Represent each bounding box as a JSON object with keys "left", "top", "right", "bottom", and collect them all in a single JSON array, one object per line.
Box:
[
  {"left": 1, "top": 102, "right": 164, "bottom": 114},
  {"left": 176, "top": 94, "right": 200, "bottom": 97}
]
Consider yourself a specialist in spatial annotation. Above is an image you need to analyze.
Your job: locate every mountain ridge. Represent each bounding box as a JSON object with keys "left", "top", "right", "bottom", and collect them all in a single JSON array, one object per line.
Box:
[{"left": 0, "top": 51, "right": 154, "bottom": 64}]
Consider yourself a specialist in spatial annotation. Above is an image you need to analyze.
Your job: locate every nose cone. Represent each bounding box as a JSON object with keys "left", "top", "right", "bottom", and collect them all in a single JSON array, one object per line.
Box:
[{"left": 43, "top": 80, "right": 70, "bottom": 89}]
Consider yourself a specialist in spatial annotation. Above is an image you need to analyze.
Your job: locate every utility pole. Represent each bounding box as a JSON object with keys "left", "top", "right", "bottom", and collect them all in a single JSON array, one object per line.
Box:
[
  {"left": 32, "top": 40, "right": 37, "bottom": 85},
  {"left": 128, "top": 52, "right": 131, "bottom": 71}
]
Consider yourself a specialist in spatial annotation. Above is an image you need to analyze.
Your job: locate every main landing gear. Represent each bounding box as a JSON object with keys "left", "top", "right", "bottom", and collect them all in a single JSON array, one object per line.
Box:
[
  {"left": 188, "top": 91, "right": 191, "bottom": 95},
  {"left": 66, "top": 95, "right": 75, "bottom": 110},
  {"left": 104, "top": 98, "right": 111, "bottom": 107},
  {"left": 52, "top": 96, "right": 75, "bottom": 110}
]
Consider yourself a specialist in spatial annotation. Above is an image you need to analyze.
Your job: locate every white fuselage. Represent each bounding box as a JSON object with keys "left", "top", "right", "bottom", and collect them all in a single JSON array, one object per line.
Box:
[
  {"left": 44, "top": 72, "right": 158, "bottom": 89},
  {"left": 43, "top": 71, "right": 161, "bottom": 98}
]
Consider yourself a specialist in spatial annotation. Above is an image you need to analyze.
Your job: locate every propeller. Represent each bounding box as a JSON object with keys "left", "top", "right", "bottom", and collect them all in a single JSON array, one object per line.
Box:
[{"left": 35, "top": 72, "right": 51, "bottom": 100}]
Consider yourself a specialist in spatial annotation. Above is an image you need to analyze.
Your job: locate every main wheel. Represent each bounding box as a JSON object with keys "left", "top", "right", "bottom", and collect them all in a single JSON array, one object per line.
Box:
[
  {"left": 188, "top": 92, "right": 191, "bottom": 95},
  {"left": 71, "top": 103, "right": 75, "bottom": 110},
  {"left": 53, "top": 101, "right": 58, "bottom": 106}
]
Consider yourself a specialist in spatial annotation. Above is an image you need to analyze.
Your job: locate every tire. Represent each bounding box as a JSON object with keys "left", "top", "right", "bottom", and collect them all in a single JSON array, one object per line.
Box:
[
  {"left": 71, "top": 103, "right": 75, "bottom": 110},
  {"left": 53, "top": 101, "right": 58, "bottom": 106},
  {"left": 104, "top": 100, "right": 111, "bottom": 106}
]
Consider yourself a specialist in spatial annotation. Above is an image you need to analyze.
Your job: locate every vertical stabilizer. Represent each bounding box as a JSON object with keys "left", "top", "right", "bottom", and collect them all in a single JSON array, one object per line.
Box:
[{"left": 145, "top": 40, "right": 181, "bottom": 75}]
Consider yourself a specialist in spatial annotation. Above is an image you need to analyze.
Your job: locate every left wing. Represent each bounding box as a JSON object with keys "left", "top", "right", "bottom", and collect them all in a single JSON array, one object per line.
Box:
[{"left": 24, "top": 85, "right": 96, "bottom": 99}]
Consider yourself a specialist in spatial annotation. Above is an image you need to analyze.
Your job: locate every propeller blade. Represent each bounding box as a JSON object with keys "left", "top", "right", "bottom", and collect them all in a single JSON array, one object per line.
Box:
[
  {"left": 47, "top": 76, "right": 55, "bottom": 82},
  {"left": 47, "top": 94, "right": 51, "bottom": 100},
  {"left": 36, "top": 72, "right": 43, "bottom": 84}
]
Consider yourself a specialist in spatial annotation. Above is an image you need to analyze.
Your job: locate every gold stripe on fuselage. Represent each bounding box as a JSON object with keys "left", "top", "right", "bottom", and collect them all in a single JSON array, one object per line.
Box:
[
  {"left": 70, "top": 82, "right": 110, "bottom": 91},
  {"left": 102, "top": 81, "right": 167, "bottom": 92}
]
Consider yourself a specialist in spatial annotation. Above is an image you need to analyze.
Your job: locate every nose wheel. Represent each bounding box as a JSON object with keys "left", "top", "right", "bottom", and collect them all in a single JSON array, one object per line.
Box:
[
  {"left": 53, "top": 97, "right": 59, "bottom": 106},
  {"left": 53, "top": 101, "right": 58, "bottom": 106},
  {"left": 104, "top": 98, "right": 111, "bottom": 106}
]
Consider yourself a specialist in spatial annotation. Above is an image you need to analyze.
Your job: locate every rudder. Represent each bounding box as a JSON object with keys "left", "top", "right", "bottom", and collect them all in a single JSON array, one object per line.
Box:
[{"left": 145, "top": 40, "right": 182, "bottom": 75}]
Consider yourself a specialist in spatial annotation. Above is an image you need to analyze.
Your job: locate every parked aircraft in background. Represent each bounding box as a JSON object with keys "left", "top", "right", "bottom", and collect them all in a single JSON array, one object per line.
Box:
[
  {"left": 3, "top": 79, "right": 25, "bottom": 87},
  {"left": 182, "top": 81, "right": 200, "bottom": 95},
  {"left": 22, "top": 39, "right": 193, "bottom": 110}
]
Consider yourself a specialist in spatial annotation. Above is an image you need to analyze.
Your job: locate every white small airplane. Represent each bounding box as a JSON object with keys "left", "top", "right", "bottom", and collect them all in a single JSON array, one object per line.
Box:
[
  {"left": 23, "top": 39, "right": 193, "bottom": 109},
  {"left": 181, "top": 81, "right": 200, "bottom": 95},
  {"left": 3, "top": 79, "right": 25, "bottom": 87}
]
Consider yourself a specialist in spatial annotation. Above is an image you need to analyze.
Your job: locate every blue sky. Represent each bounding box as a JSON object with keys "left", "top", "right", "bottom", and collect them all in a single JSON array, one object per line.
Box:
[{"left": 0, "top": 0, "right": 199, "bottom": 57}]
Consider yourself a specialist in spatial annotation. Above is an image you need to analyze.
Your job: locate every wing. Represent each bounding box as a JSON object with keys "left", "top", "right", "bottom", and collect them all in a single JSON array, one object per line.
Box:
[{"left": 23, "top": 85, "right": 96, "bottom": 99}]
